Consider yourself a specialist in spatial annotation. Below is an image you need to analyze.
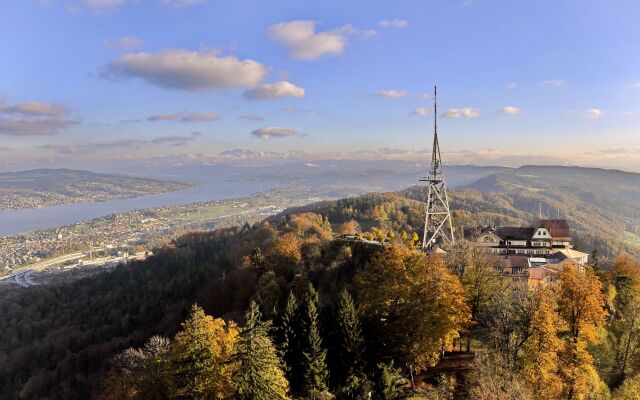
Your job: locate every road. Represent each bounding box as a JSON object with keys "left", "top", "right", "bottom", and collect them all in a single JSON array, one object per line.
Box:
[
  {"left": 0, "top": 251, "right": 86, "bottom": 288},
  {"left": 0, "top": 250, "right": 149, "bottom": 288},
  {"left": 28, "top": 252, "right": 86, "bottom": 271},
  {"left": 0, "top": 269, "right": 39, "bottom": 287}
]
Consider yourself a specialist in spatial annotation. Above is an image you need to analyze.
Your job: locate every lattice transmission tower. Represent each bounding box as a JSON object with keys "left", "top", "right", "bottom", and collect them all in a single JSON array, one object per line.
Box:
[{"left": 420, "top": 86, "right": 455, "bottom": 250}]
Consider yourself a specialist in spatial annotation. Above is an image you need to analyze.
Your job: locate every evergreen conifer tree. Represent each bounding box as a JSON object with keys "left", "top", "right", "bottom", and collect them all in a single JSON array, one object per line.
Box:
[
  {"left": 234, "top": 301, "right": 291, "bottom": 400},
  {"left": 337, "top": 289, "right": 367, "bottom": 398},
  {"left": 280, "top": 291, "right": 298, "bottom": 374},
  {"left": 302, "top": 284, "right": 330, "bottom": 397},
  {"left": 169, "top": 304, "right": 238, "bottom": 400},
  {"left": 377, "top": 362, "right": 408, "bottom": 400}
]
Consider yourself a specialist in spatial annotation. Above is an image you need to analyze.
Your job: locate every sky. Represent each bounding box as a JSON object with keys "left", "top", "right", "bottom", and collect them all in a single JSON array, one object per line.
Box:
[{"left": 1, "top": 0, "right": 640, "bottom": 172}]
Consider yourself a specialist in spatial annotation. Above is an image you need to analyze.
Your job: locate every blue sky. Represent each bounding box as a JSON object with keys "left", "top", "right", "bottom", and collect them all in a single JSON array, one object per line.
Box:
[{"left": 1, "top": 0, "right": 639, "bottom": 171}]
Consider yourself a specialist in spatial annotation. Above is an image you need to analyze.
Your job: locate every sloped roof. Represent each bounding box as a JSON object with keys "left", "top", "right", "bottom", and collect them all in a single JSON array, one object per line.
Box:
[
  {"left": 463, "top": 226, "right": 496, "bottom": 240},
  {"left": 503, "top": 255, "right": 529, "bottom": 268},
  {"left": 548, "top": 250, "right": 587, "bottom": 267},
  {"left": 538, "top": 219, "right": 571, "bottom": 239},
  {"left": 495, "top": 227, "right": 535, "bottom": 241},
  {"left": 528, "top": 266, "right": 559, "bottom": 280}
]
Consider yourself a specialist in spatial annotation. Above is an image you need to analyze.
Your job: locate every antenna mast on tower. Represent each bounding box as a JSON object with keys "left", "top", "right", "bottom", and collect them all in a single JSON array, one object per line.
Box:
[{"left": 420, "top": 86, "right": 455, "bottom": 250}]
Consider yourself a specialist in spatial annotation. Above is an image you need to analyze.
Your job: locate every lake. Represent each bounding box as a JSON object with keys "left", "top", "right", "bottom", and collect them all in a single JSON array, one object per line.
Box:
[{"left": 0, "top": 174, "right": 280, "bottom": 237}]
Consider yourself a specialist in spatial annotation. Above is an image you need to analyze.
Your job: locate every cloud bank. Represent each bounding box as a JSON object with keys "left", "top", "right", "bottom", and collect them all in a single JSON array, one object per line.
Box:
[
  {"left": 501, "top": 106, "right": 522, "bottom": 115},
  {"left": 0, "top": 99, "right": 78, "bottom": 136},
  {"left": 244, "top": 81, "right": 305, "bottom": 100},
  {"left": 268, "top": 20, "right": 347, "bottom": 60},
  {"left": 104, "top": 49, "right": 266, "bottom": 91},
  {"left": 443, "top": 108, "right": 479, "bottom": 118},
  {"left": 146, "top": 111, "right": 220, "bottom": 122},
  {"left": 251, "top": 126, "right": 303, "bottom": 139}
]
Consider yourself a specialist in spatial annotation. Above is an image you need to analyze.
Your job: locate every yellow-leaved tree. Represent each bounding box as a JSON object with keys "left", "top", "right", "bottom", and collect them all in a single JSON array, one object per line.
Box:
[
  {"left": 521, "top": 287, "right": 563, "bottom": 400},
  {"left": 168, "top": 304, "right": 239, "bottom": 400},
  {"left": 557, "top": 263, "right": 608, "bottom": 399},
  {"left": 266, "top": 233, "right": 302, "bottom": 273},
  {"left": 355, "top": 245, "right": 470, "bottom": 373}
]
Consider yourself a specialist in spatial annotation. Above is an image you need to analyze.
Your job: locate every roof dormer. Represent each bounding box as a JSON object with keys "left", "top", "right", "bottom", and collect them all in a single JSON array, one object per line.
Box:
[{"left": 532, "top": 227, "right": 551, "bottom": 240}]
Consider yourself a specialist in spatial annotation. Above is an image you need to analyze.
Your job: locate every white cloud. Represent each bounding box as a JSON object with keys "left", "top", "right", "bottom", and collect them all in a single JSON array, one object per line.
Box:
[
  {"left": 146, "top": 111, "right": 220, "bottom": 122},
  {"left": 501, "top": 106, "right": 522, "bottom": 115},
  {"left": 2, "top": 102, "right": 67, "bottom": 116},
  {"left": 180, "top": 112, "right": 220, "bottom": 122},
  {"left": 104, "top": 49, "right": 266, "bottom": 91},
  {"left": 505, "top": 82, "right": 517, "bottom": 90},
  {"left": 0, "top": 117, "right": 79, "bottom": 136},
  {"left": 621, "top": 111, "right": 636, "bottom": 117},
  {"left": 239, "top": 114, "right": 264, "bottom": 121},
  {"left": 268, "top": 20, "right": 347, "bottom": 60},
  {"left": 443, "top": 108, "right": 479, "bottom": 118},
  {"left": 0, "top": 99, "right": 78, "bottom": 135},
  {"left": 333, "top": 24, "right": 377, "bottom": 39},
  {"left": 104, "top": 36, "right": 144, "bottom": 49},
  {"left": 243, "top": 81, "right": 305, "bottom": 100},
  {"left": 540, "top": 79, "right": 566, "bottom": 87},
  {"left": 583, "top": 108, "right": 603, "bottom": 119},
  {"left": 375, "top": 89, "right": 408, "bottom": 98},
  {"left": 147, "top": 113, "right": 177, "bottom": 121},
  {"left": 409, "top": 107, "right": 429, "bottom": 116},
  {"left": 251, "top": 126, "right": 302, "bottom": 139},
  {"left": 378, "top": 19, "right": 408, "bottom": 28}
]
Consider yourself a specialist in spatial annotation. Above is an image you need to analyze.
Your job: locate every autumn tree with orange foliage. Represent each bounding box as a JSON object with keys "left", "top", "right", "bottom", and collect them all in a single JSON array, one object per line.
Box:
[
  {"left": 557, "top": 263, "right": 608, "bottom": 399},
  {"left": 521, "top": 287, "right": 563, "bottom": 400},
  {"left": 355, "top": 245, "right": 470, "bottom": 373},
  {"left": 266, "top": 233, "right": 302, "bottom": 274},
  {"left": 337, "top": 220, "right": 361, "bottom": 236},
  {"left": 285, "top": 213, "right": 333, "bottom": 240}
]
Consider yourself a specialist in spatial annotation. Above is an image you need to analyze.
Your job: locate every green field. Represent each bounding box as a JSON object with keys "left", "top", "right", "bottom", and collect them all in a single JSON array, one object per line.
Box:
[
  {"left": 175, "top": 204, "right": 233, "bottom": 223},
  {"left": 624, "top": 231, "right": 640, "bottom": 249}
]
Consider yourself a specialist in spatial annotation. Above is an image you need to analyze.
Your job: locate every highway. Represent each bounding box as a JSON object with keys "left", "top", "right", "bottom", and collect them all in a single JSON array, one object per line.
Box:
[
  {"left": 29, "top": 252, "right": 85, "bottom": 271},
  {"left": 0, "top": 250, "right": 148, "bottom": 288},
  {"left": 0, "top": 269, "right": 39, "bottom": 287},
  {"left": 0, "top": 251, "right": 85, "bottom": 288}
]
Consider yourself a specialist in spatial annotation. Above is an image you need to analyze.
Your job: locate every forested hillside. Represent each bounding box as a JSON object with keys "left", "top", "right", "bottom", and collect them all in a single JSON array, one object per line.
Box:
[
  {"left": 1, "top": 171, "right": 639, "bottom": 399},
  {"left": 463, "top": 165, "right": 640, "bottom": 256},
  {"left": 286, "top": 183, "right": 638, "bottom": 260}
]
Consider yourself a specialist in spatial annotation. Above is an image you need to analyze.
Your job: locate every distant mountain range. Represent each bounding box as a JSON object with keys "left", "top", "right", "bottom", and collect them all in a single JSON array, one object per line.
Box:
[{"left": 0, "top": 168, "right": 192, "bottom": 211}]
